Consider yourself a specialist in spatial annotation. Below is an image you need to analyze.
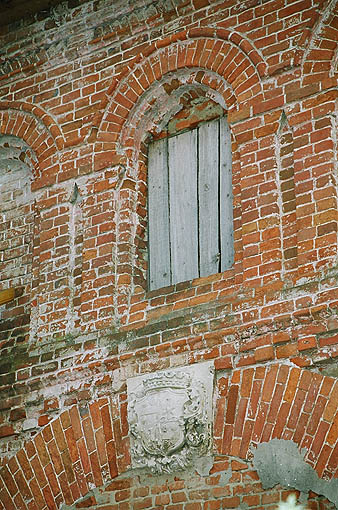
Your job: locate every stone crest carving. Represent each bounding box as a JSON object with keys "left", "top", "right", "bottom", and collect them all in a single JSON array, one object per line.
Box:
[{"left": 127, "top": 363, "right": 214, "bottom": 474}]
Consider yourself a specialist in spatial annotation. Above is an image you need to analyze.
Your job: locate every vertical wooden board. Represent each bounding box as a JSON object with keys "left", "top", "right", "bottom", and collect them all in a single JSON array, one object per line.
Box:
[
  {"left": 198, "top": 119, "right": 220, "bottom": 277},
  {"left": 220, "top": 116, "right": 234, "bottom": 271},
  {"left": 148, "top": 138, "right": 171, "bottom": 290},
  {"left": 169, "top": 130, "right": 198, "bottom": 284}
]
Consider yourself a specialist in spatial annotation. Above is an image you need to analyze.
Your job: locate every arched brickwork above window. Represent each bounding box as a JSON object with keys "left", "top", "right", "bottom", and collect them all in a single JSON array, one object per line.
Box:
[
  {"left": 91, "top": 29, "right": 267, "bottom": 165},
  {"left": 81, "top": 31, "right": 268, "bottom": 325},
  {"left": 113, "top": 73, "right": 233, "bottom": 169},
  {"left": 0, "top": 102, "right": 64, "bottom": 184},
  {"left": 0, "top": 364, "right": 337, "bottom": 510}
]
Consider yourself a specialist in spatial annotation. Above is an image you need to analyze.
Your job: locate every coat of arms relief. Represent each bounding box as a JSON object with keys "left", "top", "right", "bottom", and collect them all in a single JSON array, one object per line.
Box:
[{"left": 127, "top": 362, "right": 214, "bottom": 474}]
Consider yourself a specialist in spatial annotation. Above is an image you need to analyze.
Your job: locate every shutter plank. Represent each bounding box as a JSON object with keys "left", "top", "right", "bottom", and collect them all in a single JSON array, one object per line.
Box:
[
  {"left": 148, "top": 138, "right": 171, "bottom": 290},
  {"left": 220, "top": 116, "right": 234, "bottom": 271},
  {"left": 198, "top": 119, "right": 220, "bottom": 277},
  {"left": 169, "top": 130, "right": 198, "bottom": 284}
]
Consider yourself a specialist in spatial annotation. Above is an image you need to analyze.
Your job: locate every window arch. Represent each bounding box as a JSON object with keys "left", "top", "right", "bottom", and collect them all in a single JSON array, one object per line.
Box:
[{"left": 0, "top": 135, "right": 35, "bottom": 342}]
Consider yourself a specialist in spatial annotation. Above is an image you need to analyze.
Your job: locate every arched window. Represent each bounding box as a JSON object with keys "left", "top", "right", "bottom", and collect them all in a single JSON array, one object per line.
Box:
[
  {"left": 0, "top": 135, "right": 35, "bottom": 338},
  {"left": 147, "top": 99, "right": 234, "bottom": 291}
]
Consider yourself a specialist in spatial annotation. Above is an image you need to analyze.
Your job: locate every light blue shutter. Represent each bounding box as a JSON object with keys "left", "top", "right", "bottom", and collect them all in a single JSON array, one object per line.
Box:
[
  {"left": 148, "top": 116, "right": 233, "bottom": 291},
  {"left": 148, "top": 138, "right": 171, "bottom": 290},
  {"left": 168, "top": 130, "right": 198, "bottom": 284},
  {"left": 220, "top": 116, "right": 234, "bottom": 271},
  {"left": 198, "top": 118, "right": 220, "bottom": 276}
]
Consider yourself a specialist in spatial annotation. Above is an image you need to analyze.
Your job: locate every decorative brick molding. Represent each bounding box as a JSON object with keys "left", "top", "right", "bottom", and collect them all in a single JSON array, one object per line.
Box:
[
  {"left": 0, "top": 102, "right": 64, "bottom": 184},
  {"left": 0, "top": 364, "right": 336, "bottom": 510},
  {"left": 301, "top": 0, "right": 338, "bottom": 83},
  {"left": 93, "top": 29, "right": 266, "bottom": 156}
]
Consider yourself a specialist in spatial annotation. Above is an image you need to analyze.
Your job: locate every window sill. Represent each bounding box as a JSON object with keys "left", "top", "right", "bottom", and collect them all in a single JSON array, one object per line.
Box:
[{"left": 145, "top": 268, "right": 236, "bottom": 300}]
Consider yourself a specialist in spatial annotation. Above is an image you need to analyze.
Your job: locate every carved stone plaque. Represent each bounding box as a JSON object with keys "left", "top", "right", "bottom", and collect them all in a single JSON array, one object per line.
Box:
[{"left": 127, "top": 362, "right": 214, "bottom": 474}]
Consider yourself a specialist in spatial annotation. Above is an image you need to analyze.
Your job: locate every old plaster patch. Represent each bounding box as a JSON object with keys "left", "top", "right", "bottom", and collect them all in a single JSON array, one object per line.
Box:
[
  {"left": 127, "top": 362, "right": 214, "bottom": 474},
  {"left": 252, "top": 439, "right": 338, "bottom": 507}
]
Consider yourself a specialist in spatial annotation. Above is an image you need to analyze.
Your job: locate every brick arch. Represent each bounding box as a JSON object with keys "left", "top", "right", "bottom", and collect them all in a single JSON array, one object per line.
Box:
[
  {"left": 0, "top": 397, "right": 125, "bottom": 510},
  {"left": 301, "top": 0, "right": 338, "bottom": 84},
  {"left": 92, "top": 28, "right": 266, "bottom": 159},
  {"left": 216, "top": 364, "right": 338, "bottom": 481},
  {"left": 0, "top": 364, "right": 337, "bottom": 509},
  {"left": 0, "top": 101, "right": 64, "bottom": 180}
]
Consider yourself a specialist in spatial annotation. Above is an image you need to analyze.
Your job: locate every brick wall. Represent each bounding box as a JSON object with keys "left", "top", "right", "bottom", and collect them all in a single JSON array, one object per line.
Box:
[
  {"left": 0, "top": 135, "right": 35, "bottom": 359},
  {"left": 0, "top": 0, "right": 338, "bottom": 509},
  {"left": 0, "top": 365, "right": 337, "bottom": 510}
]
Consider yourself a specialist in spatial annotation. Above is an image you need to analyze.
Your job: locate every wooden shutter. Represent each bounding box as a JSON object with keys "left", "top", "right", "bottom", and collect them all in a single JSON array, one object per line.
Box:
[
  {"left": 168, "top": 130, "right": 198, "bottom": 285},
  {"left": 148, "top": 116, "right": 233, "bottom": 291},
  {"left": 198, "top": 119, "right": 220, "bottom": 277},
  {"left": 148, "top": 138, "right": 171, "bottom": 290},
  {"left": 220, "top": 116, "right": 234, "bottom": 271}
]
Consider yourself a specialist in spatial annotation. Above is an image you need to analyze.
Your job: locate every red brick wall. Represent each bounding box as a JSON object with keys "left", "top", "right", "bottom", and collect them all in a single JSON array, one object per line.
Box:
[
  {"left": 0, "top": 136, "right": 35, "bottom": 361},
  {"left": 0, "top": 0, "right": 338, "bottom": 508},
  {"left": 0, "top": 365, "right": 337, "bottom": 510}
]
